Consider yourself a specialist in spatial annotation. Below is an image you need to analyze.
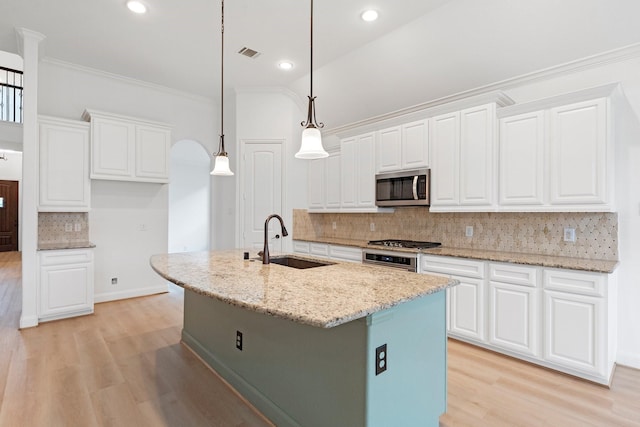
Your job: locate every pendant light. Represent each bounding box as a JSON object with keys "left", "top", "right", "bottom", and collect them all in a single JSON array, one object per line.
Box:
[
  {"left": 211, "top": 0, "right": 234, "bottom": 176},
  {"left": 295, "top": 0, "right": 329, "bottom": 159}
]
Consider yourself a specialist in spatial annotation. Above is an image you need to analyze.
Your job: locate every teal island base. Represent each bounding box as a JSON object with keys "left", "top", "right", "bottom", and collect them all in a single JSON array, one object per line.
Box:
[{"left": 182, "top": 289, "right": 447, "bottom": 427}]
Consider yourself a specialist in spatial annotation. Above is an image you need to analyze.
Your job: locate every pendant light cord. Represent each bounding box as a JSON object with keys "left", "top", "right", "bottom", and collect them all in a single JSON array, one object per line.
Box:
[
  {"left": 309, "top": 0, "right": 313, "bottom": 99},
  {"left": 300, "top": 0, "right": 323, "bottom": 130},
  {"left": 219, "top": 0, "right": 226, "bottom": 155}
]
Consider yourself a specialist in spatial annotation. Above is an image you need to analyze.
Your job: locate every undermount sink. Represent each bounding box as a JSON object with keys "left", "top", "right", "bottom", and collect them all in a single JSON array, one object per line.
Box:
[{"left": 269, "top": 256, "right": 334, "bottom": 269}]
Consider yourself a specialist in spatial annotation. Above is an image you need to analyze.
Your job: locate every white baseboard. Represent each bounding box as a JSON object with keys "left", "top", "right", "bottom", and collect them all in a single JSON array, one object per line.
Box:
[
  {"left": 19, "top": 314, "right": 38, "bottom": 329},
  {"left": 617, "top": 351, "right": 640, "bottom": 370},
  {"left": 94, "top": 284, "right": 169, "bottom": 303}
]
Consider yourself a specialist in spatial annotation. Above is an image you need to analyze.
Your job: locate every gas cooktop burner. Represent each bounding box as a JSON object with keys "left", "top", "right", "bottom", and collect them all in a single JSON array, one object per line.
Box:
[{"left": 367, "top": 239, "right": 442, "bottom": 250}]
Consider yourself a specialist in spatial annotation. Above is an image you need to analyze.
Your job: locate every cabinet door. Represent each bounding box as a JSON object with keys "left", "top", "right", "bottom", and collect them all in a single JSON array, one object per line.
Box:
[
  {"left": 377, "top": 126, "right": 402, "bottom": 172},
  {"left": 325, "top": 152, "right": 341, "bottom": 209},
  {"left": 135, "top": 125, "right": 170, "bottom": 182},
  {"left": 91, "top": 117, "right": 135, "bottom": 179},
  {"left": 499, "top": 111, "right": 545, "bottom": 206},
  {"left": 40, "top": 262, "right": 93, "bottom": 319},
  {"left": 340, "top": 137, "right": 357, "bottom": 208},
  {"left": 308, "top": 158, "right": 325, "bottom": 210},
  {"left": 448, "top": 275, "right": 485, "bottom": 342},
  {"left": 356, "top": 133, "right": 376, "bottom": 208},
  {"left": 430, "top": 112, "right": 460, "bottom": 206},
  {"left": 489, "top": 281, "right": 539, "bottom": 357},
  {"left": 543, "top": 290, "right": 605, "bottom": 376},
  {"left": 460, "top": 104, "right": 495, "bottom": 206},
  {"left": 402, "top": 119, "right": 429, "bottom": 170},
  {"left": 549, "top": 98, "right": 607, "bottom": 205},
  {"left": 38, "top": 119, "right": 90, "bottom": 211}
]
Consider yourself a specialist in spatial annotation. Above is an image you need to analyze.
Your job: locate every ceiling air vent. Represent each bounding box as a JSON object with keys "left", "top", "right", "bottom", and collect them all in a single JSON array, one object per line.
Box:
[{"left": 238, "top": 47, "right": 260, "bottom": 59}]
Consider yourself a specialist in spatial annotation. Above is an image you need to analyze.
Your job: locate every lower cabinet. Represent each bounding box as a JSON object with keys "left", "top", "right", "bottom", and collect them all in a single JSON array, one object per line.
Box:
[
  {"left": 292, "top": 240, "right": 362, "bottom": 263},
  {"left": 38, "top": 249, "right": 94, "bottom": 322},
  {"left": 421, "top": 255, "right": 615, "bottom": 384}
]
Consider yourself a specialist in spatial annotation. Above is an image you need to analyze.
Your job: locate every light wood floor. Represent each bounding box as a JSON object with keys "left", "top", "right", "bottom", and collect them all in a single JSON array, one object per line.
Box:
[{"left": 1, "top": 251, "right": 639, "bottom": 426}]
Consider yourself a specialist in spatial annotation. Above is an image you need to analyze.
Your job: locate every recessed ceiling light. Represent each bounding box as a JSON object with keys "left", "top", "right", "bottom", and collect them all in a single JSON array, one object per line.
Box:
[
  {"left": 278, "top": 61, "right": 294, "bottom": 70},
  {"left": 127, "top": 1, "right": 147, "bottom": 14},
  {"left": 361, "top": 10, "right": 378, "bottom": 22}
]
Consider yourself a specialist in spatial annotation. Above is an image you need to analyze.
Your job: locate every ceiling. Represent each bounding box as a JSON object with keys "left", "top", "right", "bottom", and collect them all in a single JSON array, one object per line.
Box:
[
  {"left": 0, "top": 0, "right": 450, "bottom": 98},
  {"left": 3, "top": 0, "right": 640, "bottom": 129}
]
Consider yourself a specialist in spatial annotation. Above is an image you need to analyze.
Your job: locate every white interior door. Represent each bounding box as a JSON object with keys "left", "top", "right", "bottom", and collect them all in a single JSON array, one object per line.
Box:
[{"left": 242, "top": 141, "right": 283, "bottom": 252}]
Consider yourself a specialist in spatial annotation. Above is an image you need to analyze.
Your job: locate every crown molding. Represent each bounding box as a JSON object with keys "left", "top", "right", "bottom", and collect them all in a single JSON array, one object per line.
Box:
[
  {"left": 234, "top": 86, "right": 306, "bottom": 112},
  {"left": 41, "top": 57, "right": 214, "bottom": 105},
  {"left": 324, "top": 42, "right": 640, "bottom": 137}
]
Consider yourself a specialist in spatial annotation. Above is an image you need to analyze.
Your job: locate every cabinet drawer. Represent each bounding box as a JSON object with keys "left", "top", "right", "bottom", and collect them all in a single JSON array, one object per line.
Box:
[
  {"left": 543, "top": 269, "right": 605, "bottom": 297},
  {"left": 421, "top": 255, "right": 485, "bottom": 279},
  {"left": 39, "top": 249, "right": 93, "bottom": 266},
  {"left": 309, "top": 243, "right": 329, "bottom": 258},
  {"left": 490, "top": 263, "right": 539, "bottom": 287},
  {"left": 329, "top": 245, "right": 362, "bottom": 263},
  {"left": 292, "top": 241, "right": 310, "bottom": 254}
]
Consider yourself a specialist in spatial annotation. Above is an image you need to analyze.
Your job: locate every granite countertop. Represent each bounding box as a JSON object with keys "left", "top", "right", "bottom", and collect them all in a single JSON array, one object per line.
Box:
[
  {"left": 293, "top": 237, "right": 618, "bottom": 273},
  {"left": 150, "top": 250, "right": 457, "bottom": 329},
  {"left": 37, "top": 241, "right": 96, "bottom": 251}
]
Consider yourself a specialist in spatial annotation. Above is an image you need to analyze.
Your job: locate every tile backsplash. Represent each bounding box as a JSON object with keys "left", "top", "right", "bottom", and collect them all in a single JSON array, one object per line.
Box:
[
  {"left": 38, "top": 212, "right": 89, "bottom": 245},
  {"left": 293, "top": 208, "right": 618, "bottom": 260}
]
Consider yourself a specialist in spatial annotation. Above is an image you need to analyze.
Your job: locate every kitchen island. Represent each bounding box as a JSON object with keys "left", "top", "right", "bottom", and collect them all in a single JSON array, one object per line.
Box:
[{"left": 150, "top": 250, "right": 457, "bottom": 427}]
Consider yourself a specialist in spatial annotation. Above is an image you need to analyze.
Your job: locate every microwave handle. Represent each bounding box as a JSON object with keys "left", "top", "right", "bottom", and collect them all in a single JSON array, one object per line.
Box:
[{"left": 412, "top": 176, "right": 418, "bottom": 200}]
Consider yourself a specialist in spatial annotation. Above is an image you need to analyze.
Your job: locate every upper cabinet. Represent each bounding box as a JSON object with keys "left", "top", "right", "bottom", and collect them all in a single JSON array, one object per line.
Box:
[
  {"left": 430, "top": 103, "right": 497, "bottom": 211},
  {"left": 308, "top": 149, "right": 341, "bottom": 212},
  {"left": 498, "top": 85, "right": 616, "bottom": 212},
  {"left": 38, "top": 116, "right": 91, "bottom": 212},
  {"left": 377, "top": 119, "right": 429, "bottom": 173},
  {"left": 341, "top": 132, "right": 376, "bottom": 210},
  {"left": 83, "top": 110, "right": 171, "bottom": 183}
]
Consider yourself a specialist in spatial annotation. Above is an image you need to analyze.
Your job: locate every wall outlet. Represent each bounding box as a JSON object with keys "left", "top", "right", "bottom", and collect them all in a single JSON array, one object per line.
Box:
[
  {"left": 111, "top": 277, "right": 118, "bottom": 285},
  {"left": 332, "top": 221, "right": 337, "bottom": 230},
  {"left": 370, "top": 222, "right": 375, "bottom": 232},
  {"left": 236, "top": 331, "right": 243, "bottom": 351},
  {"left": 65, "top": 223, "right": 72, "bottom": 232},
  {"left": 375, "top": 344, "right": 387, "bottom": 375},
  {"left": 563, "top": 227, "right": 576, "bottom": 243},
  {"left": 465, "top": 226, "right": 474, "bottom": 237},
  {"left": 74, "top": 223, "right": 82, "bottom": 232},
  {"left": 139, "top": 224, "right": 147, "bottom": 231}
]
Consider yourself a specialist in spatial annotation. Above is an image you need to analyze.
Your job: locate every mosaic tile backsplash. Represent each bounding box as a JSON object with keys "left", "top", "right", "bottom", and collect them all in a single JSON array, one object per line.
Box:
[
  {"left": 293, "top": 208, "right": 618, "bottom": 260},
  {"left": 38, "top": 212, "right": 90, "bottom": 245}
]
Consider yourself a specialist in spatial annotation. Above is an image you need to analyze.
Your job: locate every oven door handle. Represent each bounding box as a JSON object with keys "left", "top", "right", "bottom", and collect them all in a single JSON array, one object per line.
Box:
[{"left": 412, "top": 176, "right": 418, "bottom": 200}]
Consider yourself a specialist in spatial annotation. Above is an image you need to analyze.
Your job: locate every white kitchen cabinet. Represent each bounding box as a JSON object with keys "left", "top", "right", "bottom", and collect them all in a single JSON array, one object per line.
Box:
[
  {"left": 341, "top": 132, "right": 376, "bottom": 210},
  {"left": 430, "top": 103, "right": 496, "bottom": 211},
  {"left": 328, "top": 244, "right": 362, "bottom": 263},
  {"left": 83, "top": 109, "right": 171, "bottom": 183},
  {"left": 38, "top": 116, "right": 91, "bottom": 212},
  {"left": 377, "top": 120, "right": 429, "bottom": 173},
  {"left": 488, "top": 263, "right": 540, "bottom": 357},
  {"left": 549, "top": 98, "right": 608, "bottom": 206},
  {"left": 421, "top": 255, "right": 486, "bottom": 342},
  {"left": 421, "top": 253, "right": 615, "bottom": 384},
  {"left": 498, "top": 111, "right": 545, "bottom": 206},
  {"left": 293, "top": 241, "right": 362, "bottom": 263},
  {"left": 38, "top": 249, "right": 94, "bottom": 322},
  {"left": 497, "top": 85, "right": 617, "bottom": 212},
  {"left": 542, "top": 268, "right": 612, "bottom": 381},
  {"left": 307, "top": 149, "right": 340, "bottom": 211}
]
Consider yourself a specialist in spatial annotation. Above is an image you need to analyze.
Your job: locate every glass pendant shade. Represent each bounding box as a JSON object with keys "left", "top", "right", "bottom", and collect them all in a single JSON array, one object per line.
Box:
[
  {"left": 296, "top": 126, "right": 328, "bottom": 159},
  {"left": 211, "top": 154, "right": 234, "bottom": 176}
]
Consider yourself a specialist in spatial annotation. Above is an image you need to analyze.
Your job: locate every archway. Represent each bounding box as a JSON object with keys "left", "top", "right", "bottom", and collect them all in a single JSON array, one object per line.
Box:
[{"left": 168, "top": 140, "right": 211, "bottom": 253}]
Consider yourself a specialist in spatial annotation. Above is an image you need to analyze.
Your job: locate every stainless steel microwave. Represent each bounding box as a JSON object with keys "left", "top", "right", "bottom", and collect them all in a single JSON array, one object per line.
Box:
[{"left": 375, "top": 169, "right": 430, "bottom": 207}]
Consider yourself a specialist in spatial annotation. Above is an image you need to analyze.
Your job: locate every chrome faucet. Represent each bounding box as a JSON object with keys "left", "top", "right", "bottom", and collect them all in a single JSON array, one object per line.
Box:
[{"left": 263, "top": 214, "right": 289, "bottom": 264}]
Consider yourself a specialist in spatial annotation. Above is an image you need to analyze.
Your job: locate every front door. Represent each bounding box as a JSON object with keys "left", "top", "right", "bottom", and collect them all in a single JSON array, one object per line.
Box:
[
  {"left": 0, "top": 180, "right": 19, "bottom": 252},
  {"left": 241, "top": 141, "right": 283, "bottom": 252}
]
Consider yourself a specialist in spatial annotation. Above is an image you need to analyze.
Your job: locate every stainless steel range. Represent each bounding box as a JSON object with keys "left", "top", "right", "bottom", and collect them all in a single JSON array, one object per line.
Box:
[{"left": 362, "top": 240, "right": 441, "bottom": 272}]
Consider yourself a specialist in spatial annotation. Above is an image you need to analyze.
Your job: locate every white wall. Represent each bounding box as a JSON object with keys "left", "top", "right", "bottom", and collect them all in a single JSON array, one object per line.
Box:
[
  {"left": 37, "top": 59, "right": 218, "bottom": 303},
  {"left": 169, "top": 140, "right": 210, "bottom": 253},
  {"left": 234, "top": 88, "right": 308, "bottom": 252}
]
